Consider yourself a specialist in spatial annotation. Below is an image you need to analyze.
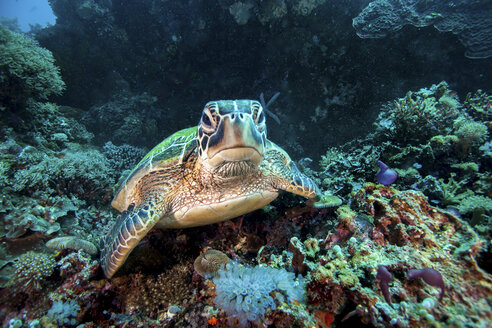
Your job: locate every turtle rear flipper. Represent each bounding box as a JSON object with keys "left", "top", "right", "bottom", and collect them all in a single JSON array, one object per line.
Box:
[{"left": 100, "top": 204, "right": 161, "bottom": 278}]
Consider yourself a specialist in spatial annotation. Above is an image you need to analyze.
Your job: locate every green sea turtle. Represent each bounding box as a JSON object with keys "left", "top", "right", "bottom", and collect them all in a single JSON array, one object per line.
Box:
[{"left": 100, "top": 100, "right": 320, "bottom": 278}]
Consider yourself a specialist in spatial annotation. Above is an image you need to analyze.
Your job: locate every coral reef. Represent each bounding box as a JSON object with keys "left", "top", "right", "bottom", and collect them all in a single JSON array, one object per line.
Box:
[
  {"left": 81, "top": 92, "right": 163, "bottom": 147},
  {"left": 102, "top": 141, "right": 147, "bottom": 174},
  {"left": 301, "top": 184, "right": 491, "bottom": 327},
  {"left": 13, "top": 145, "right": 114, "bottom": 202},
  {"left": 353, "top": 0, "right": 492, "bottom": 58},
  {"left": 6, "top": 251, "right": 55, "bottom": 294},
  {"left": 318, "top": 82, "right": 491, "bottom": 239},
  {"left": 46, "top": 300, "right": 80, "bottom": 327},
  {"left": 376, "top": 81, "right": 461, "bottom": 145},
  {"left": 0, "top": 26, "right": 64, "bottom": 106},
  {"left": 212, "top": 261, "right": 306, "bottom": 327},
  {"left": 34, "top": 0, "right": 492, "bottom": 162},
  {"left": 119, "top": 262, "right": 194, "bottom": 318},
  {"left": 0, "top": 0, "right": 491, "bottom": 324}
]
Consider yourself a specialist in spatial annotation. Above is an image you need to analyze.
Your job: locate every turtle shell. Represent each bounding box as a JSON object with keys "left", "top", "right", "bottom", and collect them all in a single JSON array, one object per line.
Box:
[{"left": 111, "top": 127, "right": 197, "bottom": 212}]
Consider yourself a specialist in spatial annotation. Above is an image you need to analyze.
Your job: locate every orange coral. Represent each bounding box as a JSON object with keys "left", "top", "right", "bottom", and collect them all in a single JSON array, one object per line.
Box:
[{"left": 208, "top": 317, "right": 218, "bottom": 325}]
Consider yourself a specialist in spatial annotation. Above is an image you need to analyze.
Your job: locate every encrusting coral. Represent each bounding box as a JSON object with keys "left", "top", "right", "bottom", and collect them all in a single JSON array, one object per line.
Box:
[{"left": 300, "top": 183, "right": 492, "bottom": 327}]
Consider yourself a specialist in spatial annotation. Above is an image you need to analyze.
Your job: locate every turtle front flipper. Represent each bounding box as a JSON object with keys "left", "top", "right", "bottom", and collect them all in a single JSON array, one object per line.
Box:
[
  {"left": 261, "top": 140, "right": 321, "bottom": 199},
  {"left": 100, "top": 204, "right": 161, "bottom": 278}
]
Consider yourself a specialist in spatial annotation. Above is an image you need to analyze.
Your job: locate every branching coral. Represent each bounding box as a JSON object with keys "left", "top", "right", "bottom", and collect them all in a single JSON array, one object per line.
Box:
[
  {"left": 0, "top": 26, "right": 65, "bottom": 105},
  {"left": 102, "top": 141, "right": 146, "bottom": 174},
  {"left": 376, "top": 82, "right": 461, "bottom": 145},
  {"left": 453, "top": 117, "right": 489, "bottom": 154},
  {"left": 13, "top": 145, "right": 114, "bottom": 203}
]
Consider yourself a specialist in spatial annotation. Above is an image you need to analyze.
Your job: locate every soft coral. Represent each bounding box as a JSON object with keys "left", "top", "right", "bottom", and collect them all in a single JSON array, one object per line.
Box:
[{"left": 408, "top": 268, "right": 445, "bottom": 302}]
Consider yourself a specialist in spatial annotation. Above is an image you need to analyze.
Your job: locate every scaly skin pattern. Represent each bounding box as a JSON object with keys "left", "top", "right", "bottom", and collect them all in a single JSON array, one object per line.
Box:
[
  {"left": 99, "top": 202, "right": 161, "bottom": 279},
  {"left": 260, "top": 141, "right": 320, "bottom": 199},
  {"left": 100, "top": 100, "right": 320, "bottom": 278}
]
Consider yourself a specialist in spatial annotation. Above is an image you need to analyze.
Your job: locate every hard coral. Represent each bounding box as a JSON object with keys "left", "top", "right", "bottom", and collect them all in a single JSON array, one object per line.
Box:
[
  {"left": 0, "top": 26, "right": 65, "bottom": 104},
  {"left": 13, "top": 145, "right": 114, "bottom": 204},
  {"left": 122, "top": 262, "right": 193, "bottom": 317},
  {"left": 46, "top": 236, "right": 98, "bottom": 255},
  {"left": 7, "top": 251, "right": 55, "bottom": 293},
  {"left": 375, "top": 82, "right": 461, "bottom": 145},
  {"left": 194, "top": 249, "right": 230, "bottom": 278},
  {"left": 102, "top": 141, "right": 146, "bottom": 174}
]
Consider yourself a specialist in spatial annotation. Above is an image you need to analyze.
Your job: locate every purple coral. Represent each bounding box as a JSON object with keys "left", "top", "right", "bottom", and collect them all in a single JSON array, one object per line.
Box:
[
  {"left": 376, "top": 160, "right": 397, "bottom": 185},
  {"left": 408, "top": 268, "right": 445, "bottom": 301},
  {"left": 377, "top": 265, "right": 393, "bottom": 304}
]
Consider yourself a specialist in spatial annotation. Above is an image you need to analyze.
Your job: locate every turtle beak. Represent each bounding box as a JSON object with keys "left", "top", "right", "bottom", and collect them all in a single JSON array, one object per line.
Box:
[{"left": 206, "top": 112, "right": 264, "bottom": 167}]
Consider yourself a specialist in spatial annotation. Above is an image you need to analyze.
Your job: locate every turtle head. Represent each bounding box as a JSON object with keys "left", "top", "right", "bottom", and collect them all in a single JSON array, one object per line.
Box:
[{"left": 197, "top": 100, "right": 267, "bottom": 176}]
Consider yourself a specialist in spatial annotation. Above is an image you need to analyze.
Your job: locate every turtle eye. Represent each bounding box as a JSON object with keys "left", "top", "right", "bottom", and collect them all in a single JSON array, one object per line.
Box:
[
  {"left": 252, "top": 107, "right": 263, "bottom": 124},
  {"left": 257, "top": 111, "right": 265, "bottom": 125},
  {"left": 201, "top": 113, "right": 213, "bottom": 127}
]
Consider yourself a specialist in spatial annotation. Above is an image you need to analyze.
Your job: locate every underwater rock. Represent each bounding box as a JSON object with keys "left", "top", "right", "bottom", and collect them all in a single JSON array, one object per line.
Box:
[
  {"left": 353, "top": 0, "right": 492, "bottom": 58},
  {"left": 229, "top": 1, "right": 254, "bottom": 25}
]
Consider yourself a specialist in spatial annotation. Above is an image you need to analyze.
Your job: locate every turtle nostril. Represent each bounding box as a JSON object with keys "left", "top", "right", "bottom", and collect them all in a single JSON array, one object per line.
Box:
[
  {"left": 231, "top": 114, "right": 236, "bottom": 119},
  {"left": 239, "top": 113, "right": 244, "bottom": 119}
]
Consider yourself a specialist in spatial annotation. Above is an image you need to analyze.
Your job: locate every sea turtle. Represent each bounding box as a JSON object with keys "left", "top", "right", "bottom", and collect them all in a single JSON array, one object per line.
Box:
[{"left": 100, "top": 100, "right": 320, "bottom": 278}]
